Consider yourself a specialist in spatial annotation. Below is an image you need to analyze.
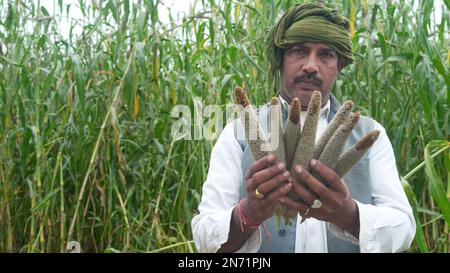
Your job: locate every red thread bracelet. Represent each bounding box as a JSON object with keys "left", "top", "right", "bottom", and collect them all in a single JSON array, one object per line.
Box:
[
  {"left": 238, "top": 199, "right": 259, "bottom": 231},
  {"left": 237, "top": 199, "right": 270, "bottom": 238}
]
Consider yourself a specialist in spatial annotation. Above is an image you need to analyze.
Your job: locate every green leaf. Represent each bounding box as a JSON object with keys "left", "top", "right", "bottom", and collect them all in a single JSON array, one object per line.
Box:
[
  {"left": 40, "top": 6, "right": 50, "bottom": 16},
  {"left": 124, "top": 0, "right": 130, "bottom": 20},
  {"left": 431, "top": 56, "right": 450, "bottom": 89},
  {"left": 374, "top": 53, "right": 414, "bottom": 75},
  {"left": 229, "top": 46, "right": 238, "bottom": 65},
  {"left": 220, "top": 74, "right": 233, "bottom": 91},
  {"left": 78, "top": 0, "right": 86, "bottom": 17},
  {"left": 107, "top": 0, "right": 118, "bottom": 23},
  {"left": 137, "top": 11, "right": 147, "bottom": 35},
  {"left": 369, "top": 4, "right": 379, "bottom": 33},
  {"left": 104, "top": 248, "right": 121, "bottom": 253},
  {"left": 424, "top": 142, "right": 450, "bottom": 225},
  {"left": 5, "top": 3, "right": 15, "bottom": 30},
  {"left": 377, "top": 32, "right": 386, "bottom": 58},
  {"left": 401, "top": 178, "right": 429, "bottom": 252},
  {"left": 444, "top": 0, "right": 450, "bottom": 9},
  {"left": 209, "top": 18, "right": 215, "bottom": 48},
  {"left": 31, "top": 188, "right": 61, "bottom": 213},
  {"left": 72, "top": 55, "right": 86, "bottom": 114}
]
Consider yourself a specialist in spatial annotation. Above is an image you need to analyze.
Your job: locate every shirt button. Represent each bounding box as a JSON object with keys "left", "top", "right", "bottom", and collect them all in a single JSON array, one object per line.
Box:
[{"left": 278, "top": 229, "right": 286, "bottom": 237}]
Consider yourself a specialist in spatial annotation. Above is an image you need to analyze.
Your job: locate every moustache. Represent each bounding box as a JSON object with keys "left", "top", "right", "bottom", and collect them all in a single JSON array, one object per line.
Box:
[{"left": 293, "top": 74, "right": 322, "bottom": 86}]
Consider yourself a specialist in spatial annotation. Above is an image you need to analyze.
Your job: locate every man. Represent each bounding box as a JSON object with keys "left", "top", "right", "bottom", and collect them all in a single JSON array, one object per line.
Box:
[{"left": 191, "top": 3, "right": 415, "bottom": 253}]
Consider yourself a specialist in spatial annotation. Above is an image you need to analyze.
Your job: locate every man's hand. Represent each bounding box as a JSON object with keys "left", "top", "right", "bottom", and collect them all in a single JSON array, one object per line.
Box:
[
  {"left": 242, "top": 154, "right": 293, "bottom": 225},
  {"left": 282, "top": 159, "right": 360, "bottom": 238},
  {"left": 217, "top": 154, "right": 291, "bottom": 252}
]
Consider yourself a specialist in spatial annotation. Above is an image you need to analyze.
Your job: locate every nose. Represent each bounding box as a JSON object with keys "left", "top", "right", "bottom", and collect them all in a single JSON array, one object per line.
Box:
[{"left": 302, "top": 54, "right": 319, "bottom": 74}]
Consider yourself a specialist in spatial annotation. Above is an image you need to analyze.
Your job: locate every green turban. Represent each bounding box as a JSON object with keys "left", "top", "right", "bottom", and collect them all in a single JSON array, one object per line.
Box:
[{"left": 265, "top": 3, "right": 354, "bottom": 87}]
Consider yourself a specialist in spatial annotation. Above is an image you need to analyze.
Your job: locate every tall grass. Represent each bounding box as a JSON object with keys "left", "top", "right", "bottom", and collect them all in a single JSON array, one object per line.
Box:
[{"left": 0, "top": 0, "right": 448, "bottom": 252}]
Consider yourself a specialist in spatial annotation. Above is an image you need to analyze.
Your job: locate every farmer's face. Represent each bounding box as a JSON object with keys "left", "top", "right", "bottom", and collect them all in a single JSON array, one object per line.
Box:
[{"left": 280, "top": 42, "right": 343, "bottom": 110}]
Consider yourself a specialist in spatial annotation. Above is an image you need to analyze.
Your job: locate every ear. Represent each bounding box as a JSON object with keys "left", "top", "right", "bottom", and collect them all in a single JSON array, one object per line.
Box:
[{"left": 337, "top": 60, "right": 345, "bottom": 72}]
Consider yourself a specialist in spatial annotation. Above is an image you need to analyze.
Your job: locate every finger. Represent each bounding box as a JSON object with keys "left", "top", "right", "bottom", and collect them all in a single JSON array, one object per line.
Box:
[
  {"left": 257, "top": 170, "right": 291, "bottom": 195},
  {"left": 293, "top": 165, "right": 332, "bottom": 202},
  {"left": 249, "top": 161, "right": 286, "bottom": 190},
  {"left": 310, "top": 159, "right": 345, "bottom": 191},
  {"left": 245, "top": 154, "right": 277, "bottom": 179},
  {"left": 280, "top": 196, "right": 310, "bottom": 215},
  {"left": 289, "top": 174, "right": 317, "bottom": 206},
  {"left": 263, "top": 182, "right": 292, "bottom": 206}
]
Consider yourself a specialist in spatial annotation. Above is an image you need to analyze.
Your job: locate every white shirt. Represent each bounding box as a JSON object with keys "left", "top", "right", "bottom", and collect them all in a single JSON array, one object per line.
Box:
[{"left": 191, "top": 97, "right": 416, "bottom": 253}]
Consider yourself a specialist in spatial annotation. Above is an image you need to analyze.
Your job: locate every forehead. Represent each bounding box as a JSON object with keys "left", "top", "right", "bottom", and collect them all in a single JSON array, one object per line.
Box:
[{"left": 288, "top": 42, "right": 335, "bottom": 51}]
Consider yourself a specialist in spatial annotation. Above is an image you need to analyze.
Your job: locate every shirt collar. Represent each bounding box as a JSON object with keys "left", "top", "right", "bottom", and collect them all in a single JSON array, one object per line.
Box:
[{"left": 278, "top": 95, "right": 330, "bottom": 120}]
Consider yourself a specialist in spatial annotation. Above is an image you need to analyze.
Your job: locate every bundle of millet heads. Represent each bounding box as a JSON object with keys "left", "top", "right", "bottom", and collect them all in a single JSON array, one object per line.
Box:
[{"left": 234, "top": 86, "right": 380, "bottom": 225}]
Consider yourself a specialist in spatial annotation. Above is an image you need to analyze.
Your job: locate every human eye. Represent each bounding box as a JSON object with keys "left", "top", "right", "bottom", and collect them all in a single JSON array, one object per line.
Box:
[
  {"left": 321, "top": 51, "right": 335, "bottom": 59},
  {"left": 289, "top": 46, "right": 306, "bottom": 55}
]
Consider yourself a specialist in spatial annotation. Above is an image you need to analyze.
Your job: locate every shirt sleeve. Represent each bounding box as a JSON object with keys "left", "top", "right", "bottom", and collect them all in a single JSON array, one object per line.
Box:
[
  {"left": 191, "top": 121, "right": 262, "bottom": 253},
  {"left": 329, "top": 121, "right": 416, "bottom": 252}
]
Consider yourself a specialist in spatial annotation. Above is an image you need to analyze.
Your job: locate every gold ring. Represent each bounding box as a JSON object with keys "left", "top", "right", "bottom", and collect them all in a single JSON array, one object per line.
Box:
[
  {"left": 255, "top": 188, "right": 264, "bottom": 199},
  {"left": 311, "top": 199, "right": 322, "bottom": 209}
]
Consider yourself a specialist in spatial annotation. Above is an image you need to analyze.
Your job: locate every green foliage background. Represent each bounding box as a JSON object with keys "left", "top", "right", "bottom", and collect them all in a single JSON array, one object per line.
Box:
[{"left": 0, "top": 0, "right": 448, "bottom": 252}]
